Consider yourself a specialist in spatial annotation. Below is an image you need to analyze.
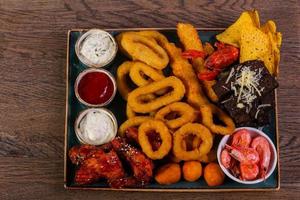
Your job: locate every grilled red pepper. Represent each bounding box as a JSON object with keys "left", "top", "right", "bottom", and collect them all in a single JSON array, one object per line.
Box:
[
  {"left": 205, "top": 43, "right": 239, "bottom": 70},
  {"left": 214, "top": 42, "right": 226, "bottom": 50},
  {"left": 197, "top": 42, "right": 239, "bottom": 81},
  {"left": 182, "top": 50, "right": 206, "bottom": 59},
  {"left": 198, "top": 70, "right": 220, "bottom": 81}
]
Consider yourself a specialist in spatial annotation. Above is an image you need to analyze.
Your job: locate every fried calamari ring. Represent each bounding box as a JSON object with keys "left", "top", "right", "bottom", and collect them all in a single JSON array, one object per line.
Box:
[
  {"left": 200, "top": 104, "right": 235, "bottom": 135},
  {"left": 177, "top": 23, "right": 219, "bottom": 103},
  {"left": 127, "top": 76, "right": 185, "bottom": 113},
  {"left": 138, "top": 120, "right": 172, "bottom": 160},
  {"left": 126, "top": 94, "right": 157, "bottom": 118},
  {"left": 182, "top": 133, "right": 217, "bottom": 163},
  {"left": 155, "top": 102, "right": 196, "bottom": 129},
  {"left": 116, "top": 61, "right": 134, "bottom": 100},
  {"left": 173, "top": 123, "right": 213, "bottom": 160},
  {"left": 138, "top": 31, "right": 169, "bottom": 46},
  {"left": 129, "top": 61, "right": 165, "bottom": 86},
  {"left": 117, "top": 32, "right": 169, "bottom": 70},
  {"left": 118, "top": 116, "right": 153, "bottom": 137},
  {"left": 172, "top": 135, "right": 215, "bottom": 163},
  {"left": 126, "top": 103, "right": 136, "bottom": 118}
]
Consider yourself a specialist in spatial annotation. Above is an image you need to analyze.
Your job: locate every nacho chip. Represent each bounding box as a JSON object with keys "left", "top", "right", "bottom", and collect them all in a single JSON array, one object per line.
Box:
[
  {"left": 216, "top": 10, "right": 282, "bottom": 76},
  {"left": 216, "top": 10, "right": 260, "bottom": 47},
  {"left": 239, "top": 26, "right": 269, "bottom": 62},
  {"left": 260, "top": 20, "right": 282, "bottom": 75}
]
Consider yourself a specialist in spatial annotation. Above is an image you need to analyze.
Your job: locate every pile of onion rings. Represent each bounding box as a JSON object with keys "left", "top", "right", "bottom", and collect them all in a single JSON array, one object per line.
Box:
[{"left": 116, "top": 29, "right": 235, "bottom": 184}]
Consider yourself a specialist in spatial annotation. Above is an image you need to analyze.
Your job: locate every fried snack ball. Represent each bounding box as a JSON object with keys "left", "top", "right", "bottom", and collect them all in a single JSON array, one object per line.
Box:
[
  {"left": 118, "top": 116, "right": 152, "bottom": 137},
  {"left": 173, "top": 123, "right": 213, "bottom": 160},
  {"left": 127, "top": 76, "right": 186, "bottom": 113},
  {"left": 116, "top": 61, "right": 135, "bottom": 101},
  {"left": 155, "top": 102, "right": 196, "bottom": 129},
  {"left": 200, "top": 104, "right": 235, "bottom": 135},
  {"left": 177, "top": 23, "right": 218, "bottom": 103},
  {"left": 129, "top": 61, "right": 165, "bottom": 86},
  {"left": 117, "top": 32, "right": 169, "bottom": 70},
  {"left": 138, "top": 120, "right": 172, "bottom": 160},
  {"left": 183, "top": 161, "right": 203, "bottom": 182},
  {"left": 204, "top": 163, "right": 225, "bottom": 186},
  {"left": 155, "top": 163, "right": 181, "bottom": 185}
]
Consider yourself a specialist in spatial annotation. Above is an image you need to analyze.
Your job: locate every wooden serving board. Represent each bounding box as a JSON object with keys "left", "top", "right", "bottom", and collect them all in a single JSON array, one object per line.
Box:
[{"left": 64, "top": 28, "right": 280, "bottom": 192}]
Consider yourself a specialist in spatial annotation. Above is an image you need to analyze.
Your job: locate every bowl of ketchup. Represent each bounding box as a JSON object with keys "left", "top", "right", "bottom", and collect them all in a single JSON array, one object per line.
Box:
[{"left": 75, "top": 68, "right": 117, "bottom": 107}]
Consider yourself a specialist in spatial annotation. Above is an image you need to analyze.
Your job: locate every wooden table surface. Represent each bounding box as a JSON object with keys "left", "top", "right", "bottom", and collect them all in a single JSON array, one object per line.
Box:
[{"left": 1, "top": 0, "right": 299, "bottom": 199}]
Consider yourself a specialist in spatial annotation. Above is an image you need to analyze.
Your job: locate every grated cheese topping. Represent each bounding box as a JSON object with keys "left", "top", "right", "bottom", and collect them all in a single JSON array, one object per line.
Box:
[{"left": 230, "top": 66, "right": 264, "bottom": 113}]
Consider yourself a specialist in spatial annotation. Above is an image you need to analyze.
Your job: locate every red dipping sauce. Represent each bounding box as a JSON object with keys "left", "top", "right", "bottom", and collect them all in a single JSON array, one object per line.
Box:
[{"left": 77, "top": 71, "right": 115, "bottom": 105}]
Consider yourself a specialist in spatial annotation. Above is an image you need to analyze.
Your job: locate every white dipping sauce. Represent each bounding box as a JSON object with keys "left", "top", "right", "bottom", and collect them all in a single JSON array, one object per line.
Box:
[
  {"left": 80, "top": 32, "right": 115, "bottom": 65},
  {"left": 79, "top": 110, "right": 115, "bottom": 145}
]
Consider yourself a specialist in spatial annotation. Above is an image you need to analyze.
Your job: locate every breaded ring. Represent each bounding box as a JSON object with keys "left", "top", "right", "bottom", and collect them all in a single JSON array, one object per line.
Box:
[
  {"left": 173, "top": 123, "right": 213, "bottom": 160},
  {"left": 138, "top": 120, "right": 172, "bottom": 160},
  {"left": 155, "top": 102, "right": 196, "bottom": 129},
  {"left": 118, "top": 116, "right": 152, "bottom": 137},
  {"left": 127, "top": 76, "right": 186, "bottom": 113}
]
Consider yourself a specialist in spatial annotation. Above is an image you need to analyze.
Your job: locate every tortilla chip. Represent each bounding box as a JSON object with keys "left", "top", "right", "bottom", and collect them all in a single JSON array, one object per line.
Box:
[
  {"left": 216, "top": 10, "right": 260, "bottom": 47},
  {"left": 240, "top": 26, "right": 269, "bottom": 62},
  {"left": 260, "top": 20, "right": 282, "bottom": 75}
]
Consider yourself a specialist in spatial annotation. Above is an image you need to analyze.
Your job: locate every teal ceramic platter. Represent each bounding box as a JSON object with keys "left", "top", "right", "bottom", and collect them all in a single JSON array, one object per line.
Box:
[{"left": 64, "top": 29, "right": 280, "bottom": 191}]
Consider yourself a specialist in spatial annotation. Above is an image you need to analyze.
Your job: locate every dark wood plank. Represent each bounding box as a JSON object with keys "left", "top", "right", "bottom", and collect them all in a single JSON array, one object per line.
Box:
[{"left": 0, "top": 0, "right": 299, "bottom": 199}]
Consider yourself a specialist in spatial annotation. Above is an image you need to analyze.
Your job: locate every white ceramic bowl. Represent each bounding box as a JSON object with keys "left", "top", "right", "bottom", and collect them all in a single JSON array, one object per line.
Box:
[
  {"left": 75, "top": 29, "right": 118, "bottom": 68},
  {"left": 74, "top": 108, "right": 118, "bottom": 145},
  {"left": 74, "top": 68, "right": 117, "bottom": 107},
  {"left": 217, "top": 127, "right": 278, "bottom": 184}
]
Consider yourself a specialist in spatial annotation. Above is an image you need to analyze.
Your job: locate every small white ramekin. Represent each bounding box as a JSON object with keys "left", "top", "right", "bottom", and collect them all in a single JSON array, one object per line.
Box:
[
  {"left": 217, "top": 127, "right": 278, "bottom": 184},
  {"left": 74, "top": 68, "right": 117, "bottom": 107},
  {"left": 75, "top": 29, "right": 118, "bottom": 68},
  {"left": 74, "top": 108, "right": 118, "bottom": 145}
]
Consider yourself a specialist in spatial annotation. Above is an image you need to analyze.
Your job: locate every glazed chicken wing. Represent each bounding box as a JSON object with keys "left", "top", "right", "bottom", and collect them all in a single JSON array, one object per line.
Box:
[
  {"left": 69, "top": 146, "right": 125, "bottom": 185},
  {"left": 111, "top": 137, "right": 154, "bottom": 185},
  {"left": 69, "top": 144, "right": 97, "bottom": 165},
  {"left": 69, "top": 137, "right": 154, "bottom": 188}
]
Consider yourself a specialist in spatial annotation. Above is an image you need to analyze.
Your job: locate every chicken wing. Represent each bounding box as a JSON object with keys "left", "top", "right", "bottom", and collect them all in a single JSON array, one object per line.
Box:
[
  {"left": 69, "top": 144, "right": 97, "bottom": 165},
  {"left": 72, "top": 148, "right": 125, "bottom": 185},
  {"left": 111, "top": 137, "right": 154, "bottom": 185}
]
